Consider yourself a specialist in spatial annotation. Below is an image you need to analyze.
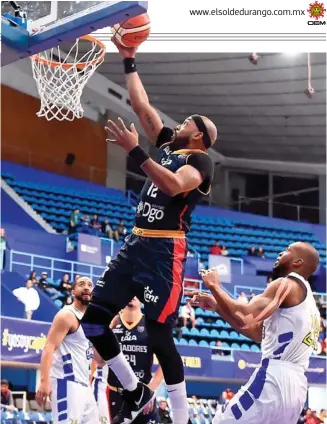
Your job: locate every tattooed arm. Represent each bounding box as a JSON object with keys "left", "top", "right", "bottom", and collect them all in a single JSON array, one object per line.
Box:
[{"left": 125, "top": 72, "right": 164, "bottom": 143}]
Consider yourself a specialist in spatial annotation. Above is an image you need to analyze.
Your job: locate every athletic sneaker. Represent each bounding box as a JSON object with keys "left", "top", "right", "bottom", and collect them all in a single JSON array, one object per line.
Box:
[{"left": 112, "top": 382, "right": 155, "bottom": 424}]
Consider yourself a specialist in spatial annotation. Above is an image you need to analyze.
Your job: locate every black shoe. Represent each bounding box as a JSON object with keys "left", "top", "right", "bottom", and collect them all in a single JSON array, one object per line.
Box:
[{"left": 112, "top": 382, "right": 155, "bottom": 424}]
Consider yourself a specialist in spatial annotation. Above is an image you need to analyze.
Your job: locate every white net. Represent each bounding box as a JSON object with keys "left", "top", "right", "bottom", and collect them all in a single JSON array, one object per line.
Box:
[{"left": 30, "top": 36, "right": 105, "bottom": 121}]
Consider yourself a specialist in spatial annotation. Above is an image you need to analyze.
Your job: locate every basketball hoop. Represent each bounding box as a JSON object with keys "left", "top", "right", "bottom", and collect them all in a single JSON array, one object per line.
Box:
[{"left": 30, "top": 34, "right": 106, "bottom": 121}]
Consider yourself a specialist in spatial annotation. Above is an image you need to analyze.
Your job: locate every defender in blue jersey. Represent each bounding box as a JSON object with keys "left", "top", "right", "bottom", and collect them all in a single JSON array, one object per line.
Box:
[{"left": 81, "top": 38, "right": 218, "bottom": 424}]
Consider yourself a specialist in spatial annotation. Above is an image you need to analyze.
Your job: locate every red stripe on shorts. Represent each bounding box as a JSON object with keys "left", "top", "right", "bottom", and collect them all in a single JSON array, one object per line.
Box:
[
  {"left": 158, "top": 238, "right": 186, "bottom": 323},
  {"left": 106, "top": 386, "right": 112, "bottom": 423}
]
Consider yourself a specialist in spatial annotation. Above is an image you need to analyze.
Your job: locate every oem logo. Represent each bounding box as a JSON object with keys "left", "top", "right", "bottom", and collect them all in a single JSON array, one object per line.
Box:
[{"left": 307, "top": 1, "right": 326, "bottom": 24}]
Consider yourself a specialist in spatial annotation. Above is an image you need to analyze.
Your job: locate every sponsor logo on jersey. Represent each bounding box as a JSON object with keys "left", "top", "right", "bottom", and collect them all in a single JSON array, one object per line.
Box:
[
  {"left": 121, "top": 331, "right": 137, "bottom": 342},
  {"left": 144, "top": 286, "right": 159, "bottom": 304},
  {"left": 135, "top": 370, "right": 145, "bottom": 379},
  {"left": 161, "top": 158, "right": 172, "bottom": 166},
  {"left": 136, "top": 201, "right": 165, "bottom": 223}
]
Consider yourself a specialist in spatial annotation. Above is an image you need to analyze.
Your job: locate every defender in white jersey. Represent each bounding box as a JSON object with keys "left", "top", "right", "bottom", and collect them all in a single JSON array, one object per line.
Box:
[
  {"left": 36, "top": 277, "right": 103, "bottom": 424},
  {"left": 189, "top": 242, "right": 320, "bottom": 424},
  {"left": 91, "top": 364, "right": 110, "bottom": 424}
]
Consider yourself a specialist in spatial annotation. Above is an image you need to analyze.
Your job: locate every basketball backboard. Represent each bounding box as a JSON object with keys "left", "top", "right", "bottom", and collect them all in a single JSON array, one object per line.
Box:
[{"left": 1, "top": 1, "right": 148, "bottom": 66}]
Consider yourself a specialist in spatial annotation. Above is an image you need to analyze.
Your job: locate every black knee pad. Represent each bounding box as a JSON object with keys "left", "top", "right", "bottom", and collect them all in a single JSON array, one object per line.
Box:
[
  {"left": 145, "top": 319, "right": 184, "bottom": 385},
  {"left": 81, "top": 302, "right": 121, "bottom": 361}
]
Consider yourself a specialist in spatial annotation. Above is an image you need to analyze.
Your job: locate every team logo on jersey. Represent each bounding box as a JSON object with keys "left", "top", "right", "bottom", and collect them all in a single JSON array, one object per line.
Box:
[
  {"left": 86, "top": 342, "right": 94, "bottom": 360},
  {"left": 144, "top": 286, "right": 159, "bottom": 304},
  {"left": 137, "top": 326, "right": 145, "bottom": 333},
  {"left": 121, "top": 331, "right": 137, "bottom": 342}
]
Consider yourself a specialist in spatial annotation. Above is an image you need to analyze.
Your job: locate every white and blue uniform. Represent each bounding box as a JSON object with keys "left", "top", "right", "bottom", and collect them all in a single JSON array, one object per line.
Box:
[
  {"left": 213, "top": 272, "right": 321, "bottom": 424},
  {"left": 50, "top": 305, "right": 100, "bottom": 424},
  {"left": 92, "top": 365, "right": 110, "bottom": 424}
]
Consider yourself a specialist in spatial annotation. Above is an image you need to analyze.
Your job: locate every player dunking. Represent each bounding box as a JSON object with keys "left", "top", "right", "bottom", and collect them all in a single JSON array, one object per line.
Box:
[
  {"left": 189, "top": 242, "right": 320, "bottom": 424},
  {"left": 36, "top": 277, "right": 103, "bottom": 424},
  {"left": 81, "top": 39, "right": 218, "bottom": 424}
]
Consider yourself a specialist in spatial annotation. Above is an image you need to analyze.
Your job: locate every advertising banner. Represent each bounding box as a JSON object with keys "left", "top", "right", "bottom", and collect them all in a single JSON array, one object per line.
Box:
[
  {"left": 78, "top": 233, "right": 101, "bottom": 265},
  {"left": 208, "top": 255, "right": 231, "bottom": 283}
]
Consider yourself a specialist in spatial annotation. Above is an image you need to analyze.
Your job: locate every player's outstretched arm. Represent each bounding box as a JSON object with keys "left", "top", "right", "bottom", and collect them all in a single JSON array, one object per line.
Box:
[
  {"left": 186, "top": 290, "right": 263, "bottom": 343},
  {"left": 105, "top": 119, "right": 205, "bottom": 196},
  {"left": 200, "top": 269, "right": 292, "bottom": 338},
  {"left": 36, "top": 311, "right": 75, "bottom": 406},
  {"left": 113, "top": 38, "right": 164, "bottom": 143}
]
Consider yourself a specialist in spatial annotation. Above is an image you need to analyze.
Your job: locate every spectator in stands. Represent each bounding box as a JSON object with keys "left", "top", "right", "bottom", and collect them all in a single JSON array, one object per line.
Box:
[
  {"left": 1, "top": 380, "right": 17, "bottom": 411},
  {"left": 101, "top": 219, "right": 119, "bottom": 241},
  {"left": 256, "top": 246, "right": 266, "bottom": 258},
  {"left": 117, "top": 219, "right": 127, "bottom": 237},
  {"left": 312, "top": 411, "right": 324, "bottom": 424},
  {"left": 38, "top": 271, "right": 49, "bottom": 290},
  {"left": 210, "top": 241, "right": 222, "bottom": 255},
  {"left": 158, "top": 400, "right": 172, "bottom": 424},
  {"left": 13, "top": 280, "right": 40, "bottom": 320},
  {"left": 80, "top": 214, "right": 90, "bottom": 232},
  {"left": 237, "top": 291, "right": 249, "bottom": 304},
  {"left": 319, "top": 409, "right": 327, "bottom": 423},
  {"left": 68, "top": 208, "right": 79, "bottom": 234},
  {"left": 320, "top": 337, "right": 326, "bottom": 356},
  {"left": 179, "top": 299, "right": 196, "bottom": 328},
  {"left": 0, "top": 228, "right": 7, "bottom": 270},
  {"left": 247, "top": 246, "right": 256, "bottom": 256},
  {"left": 29, "top": 270, "right": 38, "bottom": 285},
  {"left": 90, "top": 214, "right": 101, "bottom": 234},
  {"left": 187, "top": 250, "right": 194, "bottom": 258},
  {"left": 316, "top": 296, "right": 327, "bottom": 319},
  {"left": 248, "top": 291, "right": 255, "bottom": 302},
  {"left": 216, "top": 340, "right": 227, "bottom": 356},
  {"left": 221, "top": 388, "right": 235, "bottom": 404},
  {"left": 221, "top": 245, "right": 229, "bottom": 256},
  {"left": 64, "top": 296, "right": 73, "bottom": 306},
  {"left": 59, "top": 273, "right": 72, "bottom": 299}
]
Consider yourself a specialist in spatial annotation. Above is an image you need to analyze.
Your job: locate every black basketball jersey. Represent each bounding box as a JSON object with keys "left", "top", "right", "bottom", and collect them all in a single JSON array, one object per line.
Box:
[
  {"left": 134, "top": 127, "right": 214, "bottom": 233},
  {"left": 109, "top": 314, "right": 153, "bottom": 388}
]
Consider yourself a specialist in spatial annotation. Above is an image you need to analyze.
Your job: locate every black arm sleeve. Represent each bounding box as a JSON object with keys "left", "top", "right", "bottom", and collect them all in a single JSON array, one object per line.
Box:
[
  {"left": 187, "top": 153, "right": 215, "bottom": 194},
  {"left": 156, "top": 126, "right": 174, "bottom": 148}
]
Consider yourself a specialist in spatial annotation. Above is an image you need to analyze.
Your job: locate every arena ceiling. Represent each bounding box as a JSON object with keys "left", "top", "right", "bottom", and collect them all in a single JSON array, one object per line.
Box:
[{"left": 100, "top": 52, "right": 326, "bottom": 165}]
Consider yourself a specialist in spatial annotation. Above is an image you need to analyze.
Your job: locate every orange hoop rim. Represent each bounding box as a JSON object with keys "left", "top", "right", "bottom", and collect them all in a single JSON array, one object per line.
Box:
[{"left": 30, "top": 34, "right": 106, "bottom": 70}]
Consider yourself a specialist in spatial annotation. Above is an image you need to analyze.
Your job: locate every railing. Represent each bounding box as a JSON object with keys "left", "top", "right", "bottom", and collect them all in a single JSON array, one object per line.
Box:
[
  {"left": 12, "top": 391, "right": 27, "bottom": 412},
  {"left": 9, "top": 250, "right": 104, "bottom": 282},
  {"left": 233, "top": 284, "right": 327, "bottom": 303}
]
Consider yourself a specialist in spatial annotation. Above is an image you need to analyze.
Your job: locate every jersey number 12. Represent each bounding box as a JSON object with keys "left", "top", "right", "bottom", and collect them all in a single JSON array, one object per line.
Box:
[{"left": 147, "top": 183, "right": 158, "bottom": 198}]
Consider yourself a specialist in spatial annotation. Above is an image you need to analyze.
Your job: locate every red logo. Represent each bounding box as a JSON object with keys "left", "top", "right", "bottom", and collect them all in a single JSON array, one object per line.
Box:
[{"left": 307, "top": 1, "right": 326, "bottom": 19}]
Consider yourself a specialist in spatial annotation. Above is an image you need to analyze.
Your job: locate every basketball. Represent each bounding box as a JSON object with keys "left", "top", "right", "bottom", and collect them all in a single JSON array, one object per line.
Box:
[{"left": 111, "top": 13, "right": 151, "bottom": 48}]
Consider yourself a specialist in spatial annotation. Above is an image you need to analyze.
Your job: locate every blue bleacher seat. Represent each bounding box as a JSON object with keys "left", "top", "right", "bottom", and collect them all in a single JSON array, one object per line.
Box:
[
  {"left": 241, "top": 343, "right": 250, "bottom": 351},
  {"left": 199, "top": 340, "right": 209, "bottom": 347},
  {"left": 179, "top": 338, "right": 188, "bottom": 345},
  {"left": 189, "top": 339, "right": 198, "bottom": 346},
  {"left": 209, "top": 329, "right": 219, "bottom": 339},
  {"left": 230, "top": 331, "right": 240, "bottom": 340},
  {"left": 189, "top": 328, "right": 200, "bottom": 337},
  {"left": 200, "top": 328, "right": 210, "bottom": 338},
  {"left": 220, "top": 330, "right": 229, "bottom": 340},
  {"left": 231, "top": 343, "right": 241, "bottom": 350},
  {"left": 251, "top": 344, "right": 261, "bottom": 352}
]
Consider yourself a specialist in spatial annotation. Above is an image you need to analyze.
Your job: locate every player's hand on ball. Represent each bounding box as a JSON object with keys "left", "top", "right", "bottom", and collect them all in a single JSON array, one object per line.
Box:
[
  {"left": 105, "top": 118, "right": 139, "bottom": 152},
  {"left": 185, "top": 290, "right": 217, "bottom": 311},
  {"left": 36, "top": 380, "right": 51, "bottom": 407},
  {"left": 112, "top": 36, "right": 137, "bottom": 58},
  {"left": 200, "top": 268, "right": 221, "bottom": 290}
]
